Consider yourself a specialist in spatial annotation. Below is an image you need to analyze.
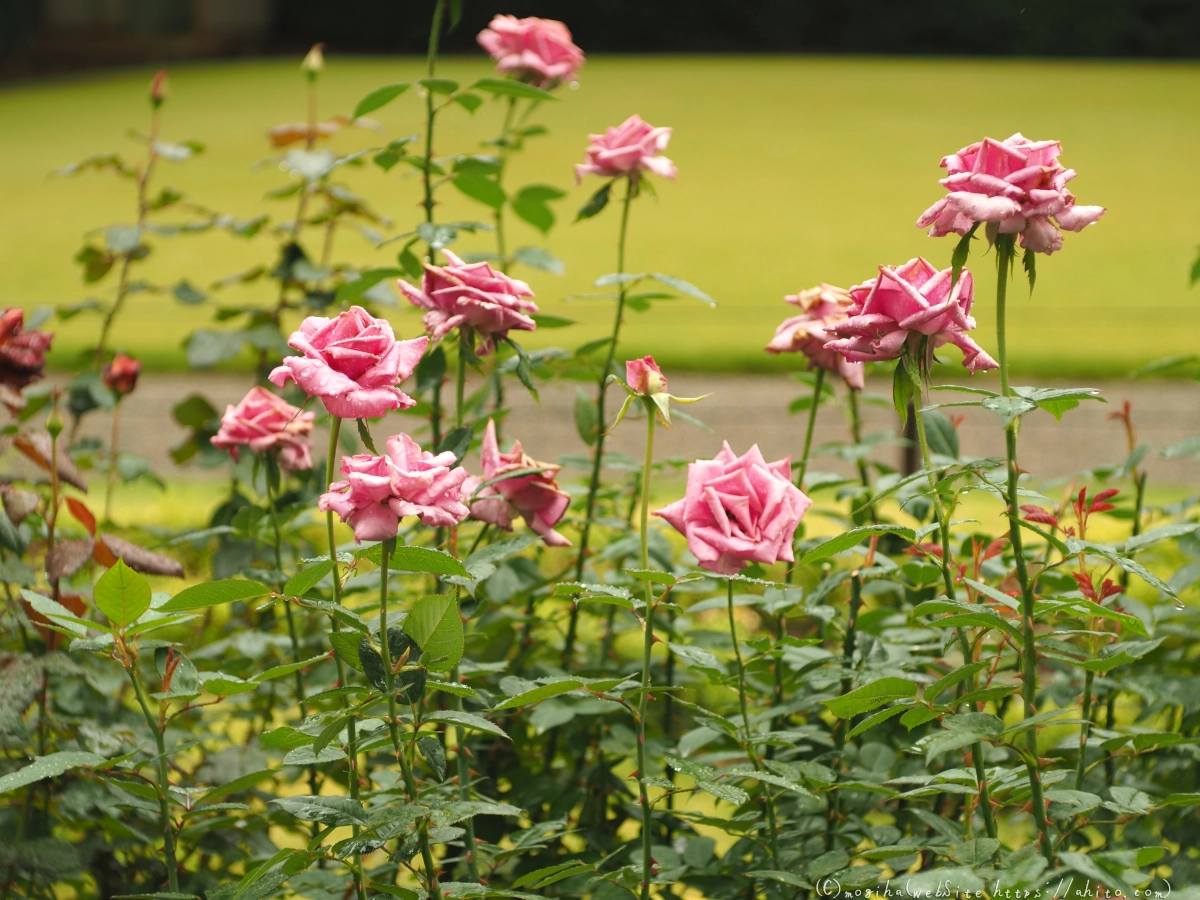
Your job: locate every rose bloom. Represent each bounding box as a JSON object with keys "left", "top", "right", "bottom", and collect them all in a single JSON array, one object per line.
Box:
[
  {"left": 211, "top": 386, "right": 316, "bottom": 472},
  {"left": 399, "top": 250, "right": 538, "bottom": 356},
  {"left": 319, "top": 433, "right": 469, "bottom": 542},
  {"left": 463, "top": 420, "right": 571, "bottom": 547},
  {"left": 626, "top": 356, "right": 668, "bottom": 396},
  {"left": 269, "top": 306, "right": 427, "bottom": 418},
  {"left": 574, "top": 114, "right": 677, "bottom": 184},
  {"left": 0, "top": 309, "right": 53, "bottom": 390},
  {"left": 765, "top": 284, "right": 865, "bottom": 391},
  {"left": 824, "top": 258, "right": 998, "bottom": 374},
  {"left": 916, "top": 133, "right": 1105, "bottom": 255},
  {"left": 655, "top": 442, "right": 811, "bottom": 575},
  {"left": 477, "top": 15, "right": 584, "bottom": 89},
  {"left": 103, "top": 354, "right": 141, "bottom": 397}
]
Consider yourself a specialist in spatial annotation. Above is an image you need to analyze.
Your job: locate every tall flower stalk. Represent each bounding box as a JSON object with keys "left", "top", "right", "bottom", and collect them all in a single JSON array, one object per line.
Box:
[
  {"left": 993, "top": 235, "right": 1053, "bottom": 860},
  {"left": 905, "top": 347, "right": 998, "bottom": 842},
  {"left": 634, "top": 395, "right": 657, "bottom": 900},
  {"left": 564, "top": 177, "right": 634, "bottom": 667}
]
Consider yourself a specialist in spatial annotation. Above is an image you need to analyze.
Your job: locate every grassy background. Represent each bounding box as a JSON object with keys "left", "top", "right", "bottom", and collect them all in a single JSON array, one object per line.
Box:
[{"left": 2, "top": 55, "right": 1198, "bottom": 377}]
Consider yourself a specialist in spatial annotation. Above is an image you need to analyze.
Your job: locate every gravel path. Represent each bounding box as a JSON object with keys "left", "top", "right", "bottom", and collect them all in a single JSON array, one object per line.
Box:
[{"left": 48, "top": 371, "right": 1200, "bottom": 489}]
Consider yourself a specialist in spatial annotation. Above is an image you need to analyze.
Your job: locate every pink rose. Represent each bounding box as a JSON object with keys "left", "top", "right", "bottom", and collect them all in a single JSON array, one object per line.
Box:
[
  {"left": 654, "top": 442, "right": 812, "bottom": 576},
  {"left": 462, "top": 420, "right": 571, "bottom": 547},
  {"left": 574, "top": 115, "right": 677, "bottom": 185},
  {"left": 211, "top": 386, "right": 316, "bottom": 471},
  {"left": 318, "top": 433, "right": 470, "bottom": 542},
  {"left": 625, "top": 356, "right": 668, "bottom": 396},
  {"left": 0, "top": 308, "right": 53, "bottom": 390},
  {"left": 398, "top": 250, "right": 538, "bottom": 357},
  {"left": 477, "top": 15, "right": 584, "bottom": 90},
  {"left": 269, "top": 306, "right": 427, "bottom": 419},
  {"left": 823, "top": 258, "right": 998, "bottom": 374},
  {"left": 916, "top": 133, "right": 1105, "bottom": 256},
  {"left": 765, "top": 284, "right": 865, "bottom": 391}
]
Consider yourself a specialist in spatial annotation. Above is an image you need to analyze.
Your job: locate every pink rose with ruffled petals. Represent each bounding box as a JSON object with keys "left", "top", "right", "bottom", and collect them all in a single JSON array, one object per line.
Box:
[
  {"left": 654, "top": 442, "right": 811, "bottom": 575},
  {"left": 269, "top": 306, "right": 427, "bottom": 419},
  {"left": 477, "top": 15, "right": 584, "bottom": 90},
  {"left": 823, "top": 259, "right": 997, "bottom": 374},
  {"left": 211, "top": 386, "right": 315, "bottom": 471},
  {"left": 916, "top": 133, "right": 1105, "bottom": 256},
  {"left": 574, "top": 115, "right": 677, "bottom": 185},
  {"left": 318, "top": 433, "right": 469, "bottom": 542},
  {"left": 398, "top": 250, "right": 538, "bottom": 357},
  {"left": 765, "top": 284, "right": 865, "bottom": 391},
  {"left": 463, "top": 420, "right": 571, "bottom": 547},
  {"left": 626, "top": 356, "right": 668, "bottom": 396}
]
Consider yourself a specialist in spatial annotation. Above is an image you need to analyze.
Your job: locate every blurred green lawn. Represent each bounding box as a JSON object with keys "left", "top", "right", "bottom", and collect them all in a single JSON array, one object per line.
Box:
[{"left": 2, "top": 55, "right": 1198, "bottom": 377}]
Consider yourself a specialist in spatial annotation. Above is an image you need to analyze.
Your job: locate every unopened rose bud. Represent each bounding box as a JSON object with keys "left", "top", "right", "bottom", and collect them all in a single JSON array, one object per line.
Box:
[
  {"left": 103, "top": 354, "right": 141, "bottom": 398},
  {"left": 149, "top": 69, "right": 168, "bottom": 108},
  {"left": 46, "top": 406, "right": 63, "bottom": 439},
  {"left": 625, "top": 355, "right": 668, "bottom": 396},
  {"left": 301, "top": 44, "right": 325, "bottom": 78}
]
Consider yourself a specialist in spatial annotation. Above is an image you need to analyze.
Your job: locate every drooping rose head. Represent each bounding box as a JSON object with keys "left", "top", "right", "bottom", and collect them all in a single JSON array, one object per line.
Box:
[
  {"left": 916, "top": 133, "right": 1105, "bottom": 256},
  {"left": 269, "top": 306, "right": 427, "bottom": 418},
  {"left": 318, "top": 433, "right": 470, "bottom": 542},
  {"left": 626, "top": 356, "right": 668, "bottom": 396},
  {"left": 765, "top": 284, "right": 865, "bottom": 391},
  {"left": 0, "top": 309, "right": 53, "bottom": 391},
  {"left": 654, "top": 442, "right": 811, "bottom": 575},
  {"left": 462, "top": 420, "right": 571, "bottom": 547},
  {"left": 574, "top": 115, "right": 677, "bottom": 185},
  {"left": 398, "top": 250, "right": 538, "bottom": 357},
  {"left": 477, "top": 15, "right": 584, "bottom": 90},
  {"left": 823, "top": 259, "right": 998, "bottom": 374},
  {"left": 103, "top": 354, "right": 141, "bottom": 398},
  {"left": 211, "top": 386, "right": 316, "bottom": 471}
]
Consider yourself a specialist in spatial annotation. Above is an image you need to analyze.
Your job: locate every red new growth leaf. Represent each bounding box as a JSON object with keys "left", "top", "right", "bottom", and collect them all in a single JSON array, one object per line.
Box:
[
  {"left": 66, "top": 497, "right": 96, "bottom": 536},
  {"left": 1020, "top": 505, "right": 1058, "bottom": 527}
]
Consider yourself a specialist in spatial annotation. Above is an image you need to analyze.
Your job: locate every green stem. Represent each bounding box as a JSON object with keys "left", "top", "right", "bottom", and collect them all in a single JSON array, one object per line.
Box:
[
  {"left": 323, "top": 417, "right": 367, "bottom": 900},
  {"left": 422, "top": 0, "right": 446, "bottom": 260},
  {"left": 726, "top": 578, "right": 782, "bottom": 867},
  {"left": 828, "top": 573, "right": 864, "bottom": 850},
  {"left": 127, "top": 666, "right": 178, "bottom": 892},
  {"left": 994, "top": 235, "right": 1052, "bottom": 862},
  {"left": 377, "top": 541, "right": 443, "bottom": 898},
  {"left": 456, "top": 332, "right": 467, "bottom": 429},
  {"left": 909, "top": 358, "right": 997, "bottom": 843},
  {"left": 636, "top": 399, "right": 656, "bottom": 900},
  {"left": 795, "top": 366, "right": 825, "bottom": 492},
  {"left": 847, "top": 388, "right": 876, "bottom": 520},
  {"left": 1075, "top": 669, "right": 1095, "bottom": 791},
  {"left": 493, "top": 96, "right": 518, "bottom": 270},
  {"left": 564, "top": 176, "right": 635, "bottom": 670},
  {"left": 451, "top": 666, "right": 478, "bottom": 882}
]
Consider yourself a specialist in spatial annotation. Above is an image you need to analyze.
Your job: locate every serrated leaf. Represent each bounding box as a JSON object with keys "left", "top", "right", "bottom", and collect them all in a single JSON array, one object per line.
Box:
[
  {"left": 423, "top": 710, "right": 507, "bottom": 739},
  {"left": 824, "top": 678, "right": 918, "bottom": 720},
  {"left": 695, "top": 780, "right": 749, "bottom": 806},
  {"left": 402, "top": 594, "right": 462, "bottom": 672},
  {"left": 493, "top": 680, "right": 585, "bottom": 710},
  {"left": 802, "top": 524, "right": 915, "bottom": 564},
  {"left": 354, "top": 83, "right": 411, "bottom": 118},
  {"left": 471, "top": 78, "right": 557, "bottom": 101},
  {"left": 94, "top": 559, "right": 151, "bottom": 627},
  {"left": 284, "top": 561, "right": 334, "bottom": 597},
  {"left": 271, "top": 795, "right": 367, "bottom": 826},
  {"left": 0, "top": 751, "right": 105, "bottom": 794},
  {"left": 159, "top": 579, "right": 269, "bottom": 612}
]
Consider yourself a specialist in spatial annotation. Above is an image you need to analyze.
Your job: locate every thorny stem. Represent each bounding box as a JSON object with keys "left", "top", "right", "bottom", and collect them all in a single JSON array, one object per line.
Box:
[
  {"left": 96, "top": 101, "right": 159, "bottom": 366},
  {"left": 377, "top": 541, "right": 443, "bottom": 898},
  {"left": 909, "top": 356, "right": 997, "bottom": 842},
  {"left": 104, "top": 401, "right": 121, "bottom": 522},
  {"left": 994, "top": 235, "right": 1053, "bottom": 862},
  {"left": 564, "top": 176, "right": 635, "bottom": 670},
  {"left": 323, "top": 417, "right": 367, "bottom": 900},
  {"left": 847, "top": 387, "right": 877, "bottom": 520},
  {"left": 726, "top": 578, "right": 782, "bottom": 867},
  {"left": 422, "top": 0, "right": 447, "bottom": 260},
  {"left": 126, "top": 666, "right": 179, "bottom": 892},
  {"left": 636, "top": 398, "right": 656, "bottom": 900},
  {"left": 1075, "top": 669, "right": 1095, "bottom": 791},
  {"left": 493, "top": 95, "right": 519, "bottom": 269},
  {"left": 456, "top": 331, "right": 468, "bottom": 429},
  {"left": 828, "top": 573, "right": 864, "bottom": 850},
  {"left": 787, "top": 366, "right": 825, "bottom": 584}
]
